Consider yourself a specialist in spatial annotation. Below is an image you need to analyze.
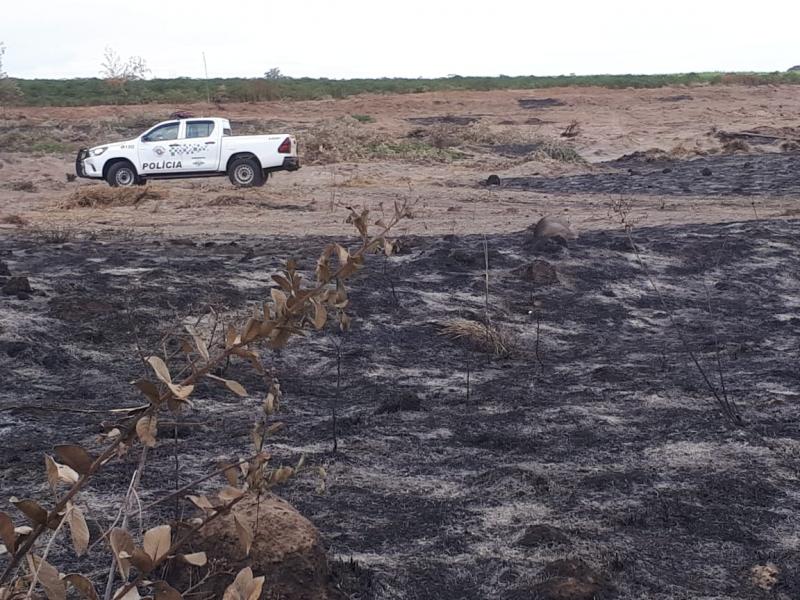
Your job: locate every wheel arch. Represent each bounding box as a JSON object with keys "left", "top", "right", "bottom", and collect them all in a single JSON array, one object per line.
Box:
[
  {"left": 102, "top": 157, "right": 139, "bottom": 180},
  {"left": 226, "top": 152, "right": 262, "bottom": 172}
]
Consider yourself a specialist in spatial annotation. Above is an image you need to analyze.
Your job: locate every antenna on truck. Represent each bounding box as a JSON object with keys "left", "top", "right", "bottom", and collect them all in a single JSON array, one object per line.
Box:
[{"left": 202, "top": 51, "right": 210, "bottom": 104}]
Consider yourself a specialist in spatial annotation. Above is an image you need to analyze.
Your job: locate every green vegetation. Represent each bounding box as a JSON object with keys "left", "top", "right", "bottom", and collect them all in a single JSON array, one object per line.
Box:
[
  {"left": 350, "top": 114, "right": 375, "bottom": 123},
  {"left": 8, "top": 71, "right": 800, "bottom": 107}
]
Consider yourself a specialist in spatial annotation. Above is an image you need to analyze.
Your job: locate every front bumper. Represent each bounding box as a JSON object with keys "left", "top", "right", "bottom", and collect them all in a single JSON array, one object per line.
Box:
[
  {"left": 75, "top": 148, "right": 102, "bottom": 179},
  {"left": 75, "top": 148, "right": 89, "bottom": 178}
]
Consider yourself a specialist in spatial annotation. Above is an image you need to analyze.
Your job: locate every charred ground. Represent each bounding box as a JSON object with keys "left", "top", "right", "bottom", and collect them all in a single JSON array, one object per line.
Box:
[{"left": 1, "top": 214, "right": 799, "bottom": 599}]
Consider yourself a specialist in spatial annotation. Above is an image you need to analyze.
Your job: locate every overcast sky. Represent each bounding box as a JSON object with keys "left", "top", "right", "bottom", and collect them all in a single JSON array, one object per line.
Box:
[{"left": 3, "top": 0, "right": 799, "bottom": 79}]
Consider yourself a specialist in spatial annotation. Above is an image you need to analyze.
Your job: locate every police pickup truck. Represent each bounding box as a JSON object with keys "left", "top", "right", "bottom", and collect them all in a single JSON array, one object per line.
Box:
[{"left": 76, "top": 117, "right": 299, "bottom": 187}]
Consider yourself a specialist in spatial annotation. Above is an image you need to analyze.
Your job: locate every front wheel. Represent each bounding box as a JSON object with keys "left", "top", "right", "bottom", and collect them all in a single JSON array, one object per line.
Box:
[
  {"left": 106, "top": 162, "right": 138, "bottom": 187},
  {"left": 228, "top": 157, "right": 265, "bottom": 188}
]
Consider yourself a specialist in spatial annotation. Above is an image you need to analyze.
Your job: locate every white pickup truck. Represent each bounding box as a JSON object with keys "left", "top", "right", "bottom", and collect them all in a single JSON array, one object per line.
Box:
[{"left": 76, "top": 117, "right": 299, "bottom": 187}]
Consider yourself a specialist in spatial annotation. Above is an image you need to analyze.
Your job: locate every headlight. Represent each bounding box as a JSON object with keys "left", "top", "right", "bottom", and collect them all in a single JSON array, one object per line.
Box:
[{"left": 91, "top": 146, "right": 108, "bottom": 156}]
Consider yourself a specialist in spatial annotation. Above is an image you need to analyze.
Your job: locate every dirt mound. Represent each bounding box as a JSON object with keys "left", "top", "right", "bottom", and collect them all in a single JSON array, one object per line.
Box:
[
  {"left": 529, "top": 216, "right": 577, "bottom": 240},
  {"left": 656, "top": 94, "right": 693, "bottom": 102},
  {"left": 407, "top": 115, "right": 480, "bottom": 126},
  {"left": 61, "top": 185, "right": 164, "bottom": 208},
  {"left": 518, "top": 98, "right": 566, "bottom": 109},
  {"left": 531, "top": 558, "right": 613, "bottom": 600},
  {"left": 190, "top": 494, "right": 342, "bottom": 600}
]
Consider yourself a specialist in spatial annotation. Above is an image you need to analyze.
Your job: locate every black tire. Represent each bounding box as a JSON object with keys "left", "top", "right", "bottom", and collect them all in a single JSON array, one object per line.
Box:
[
  {"left": 228, "top": 157, "right": 264, "bottom": 188},
  {"left": 106, "top": 162, "right": 138, "bottom": 187}
]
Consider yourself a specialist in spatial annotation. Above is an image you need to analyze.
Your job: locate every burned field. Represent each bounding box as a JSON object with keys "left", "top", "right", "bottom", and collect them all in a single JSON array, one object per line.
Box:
[
  {"left": 501, "top": 151, "right": 800, "bottom": 197},
  {"left": 2, "top": 212, "right": 799, "bottom": 599}
]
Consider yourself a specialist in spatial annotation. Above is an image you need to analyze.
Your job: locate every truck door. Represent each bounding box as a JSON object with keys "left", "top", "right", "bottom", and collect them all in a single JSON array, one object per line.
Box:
[
  {"left": 138, "top": 121, "right": 182, "bottom": 175},
  {"left": 178, "top": 120, "right": 223, "bottom": 172}
]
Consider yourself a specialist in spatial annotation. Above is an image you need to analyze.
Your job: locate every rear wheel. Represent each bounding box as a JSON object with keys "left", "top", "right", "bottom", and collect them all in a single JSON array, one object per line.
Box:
[
  {"left": 106, "top": 162, "right": 138, "bottom": 187},
  {"left": 228, "top": 157, "right": 264, "bottom": 188}
]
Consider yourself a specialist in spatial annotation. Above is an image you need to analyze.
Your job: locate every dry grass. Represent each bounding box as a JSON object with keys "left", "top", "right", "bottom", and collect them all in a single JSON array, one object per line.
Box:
[
  {"left": 302, "top": 117, "right": 462, "bottom": 164},
  {"left": 1, "top": 214, "right": 28, "bottom": 226},
  {"left": 420, "top": 122, "right": 585, "bottom": 163},
  {"left": 721, "top": 139, "right": 751, "bottom": 154},
  {"left": 61, "top": 185, "right": 164, "bottom": 209},
  {"left": 438, "top": 318, "right": 517, "bottom": 357}
]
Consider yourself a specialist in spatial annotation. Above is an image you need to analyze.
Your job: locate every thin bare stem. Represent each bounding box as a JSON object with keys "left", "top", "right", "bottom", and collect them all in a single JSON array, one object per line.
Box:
[
  {"left": 103, "top": 447, "right": 148, "bottom": 600},
  {"left": 25, "top": 510, "right": 70, "bottom": 600}
]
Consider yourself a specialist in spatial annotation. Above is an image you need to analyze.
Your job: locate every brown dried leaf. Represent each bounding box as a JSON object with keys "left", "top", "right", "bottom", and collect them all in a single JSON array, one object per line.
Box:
[
  {"left": 64, "top": 574, "right": 99, "bottom": 600},
  {"left": 225, "top": 379, "right": 248, "bottom": 398},
  {"left": 47, "top": 456, "right": 79, "bottom": 486},
  {"left": 271, "top": 288, "right": 287, "bottom": 317},
  {"left": 143, "top": 524, "right": 171, "bottom": 562},
  {"left": 240, "top": 318, "right": 260, "bottom": 344},
  {"left": 136, "top": 415, "right": 158, "bottom": 448},
  {"left": 258, "top": 319, "right": 276, "bottom": 338},
  {"left": 271, "top": 466, "right": 294, "bottom": 485},
  {"left": 232, "top": 347, "right": 263, "bottom": 373},
  {"left": 113, "top": 586, "right": 140, "bottom": 600},
  {"left": 263, "top": 393, "right": 276, "bottom": 416},
  {"left": 218, "top": 461, "right": 240, "bottom": 487},
  {"left": 153, "top": 581, "right": 183, "bottom": 600},
  {"left": 218, "top": 486, "right": 245, "bottom": 503},
  {"left": 68, "top": 505, "right": 90, "bottom": 556},
  {"left": 312, "top": 301, "right": 327, "bottom": 330},
  {"left": 167, "top": 382, "right": 194, "bottom": 400},
  {"left": 233, "top": 513, "right": 253, "bottom": 556},
  {"left": 146, "top": 356, "right": 172, "bottom": 384},
  {"left": 54, "top": 445, "right": 94, "bottom": 475},
  {"left": 207, "top": 374, "right": 248, "bottom": 398},
  {"left": 132, "top": 379, "right": 161, "bottom": 403},
  {"left": 185, "top": 325, "right": 210, "bottom": 362},
  {"left": 339, "top": 312, "right": 352, "bottom": 332},
  {"left": 268, "top": 327, "right": 293, "bottom": 349},
  {"left": 250, "top": 421, "right": 264, "bottom": 454},
  {"left": 11, "top": 498, "right": 48, "bottom": 526},
  {"left": 0, "top": 512, "right": 15, "bottom": 554},
  {"left": 187, "top": 495, "right": 214, "bottom": 512},
  {"left": 129, "top": 548, "right": 154, "bottom": 574},
  {"left": 265, "top": 422, "right": 285, "bottom": 436},
  {"left": 271, "top": 273, "right": 292, "bottom": 291},
  {"left": 222, "top": 567, "right": 254, "bottom": 600},
  {"left": 334, "top": 243, "right": 349, "bottom": 266},
  {"left": 225, "top": 323, "right": 238, "bottom": 349},
  {"left": 30, "top": 554, "right": 65, "bottom": 600},
  {"left": 245, "top": 576, "right": 265, "bottom": 600},
  {"left": 109, "top": 528, "right": 134, "bottom": 578},
  {"left": 179, "top": 551, "right": 207, "bottom": 567},
  {"left": 44, "top": 455, "right": 60, "bottom": 490}
]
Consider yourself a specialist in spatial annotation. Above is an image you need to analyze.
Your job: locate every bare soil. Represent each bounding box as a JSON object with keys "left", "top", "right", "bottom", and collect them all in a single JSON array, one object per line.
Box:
[{"left": 1, "top": 85, "right": 800, "bottom": 599}]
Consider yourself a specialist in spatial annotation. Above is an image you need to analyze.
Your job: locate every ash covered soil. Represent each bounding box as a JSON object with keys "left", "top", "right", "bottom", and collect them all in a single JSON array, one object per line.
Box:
[
  {"left": 2, "top": 216, "right": 800, "bottom": 599},
  {"left": 501, "top": 151, "right": 800, "bottom": 197}
]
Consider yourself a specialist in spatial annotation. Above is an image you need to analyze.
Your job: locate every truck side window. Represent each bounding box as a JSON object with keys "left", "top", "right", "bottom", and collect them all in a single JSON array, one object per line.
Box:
[
  {"left": 142, "top": 123, "right": 179, "bottom": 142},
  {"left": 185, "top": 120, "right": 215, "bottom": 139},
  {"left": 223, "top": 128, "right": 232, "bottom": 137}
]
